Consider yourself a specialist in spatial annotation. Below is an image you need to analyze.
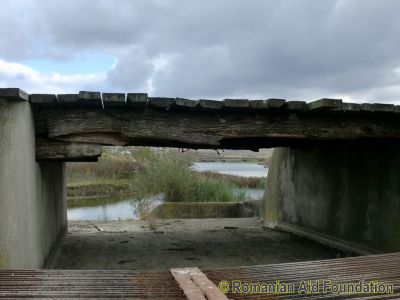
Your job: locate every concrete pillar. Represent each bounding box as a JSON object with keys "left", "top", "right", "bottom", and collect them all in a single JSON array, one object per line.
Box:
[
  {"left": 262, "top": 145, "right": 400, "bottom": 254},
  {"left": 0, "top": 99, "right": 67, "bottom": 268}
]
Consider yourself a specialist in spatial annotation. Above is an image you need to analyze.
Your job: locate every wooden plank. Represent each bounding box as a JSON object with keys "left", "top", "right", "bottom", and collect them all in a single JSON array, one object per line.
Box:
[
  {"left": 267, "top": 98, "right": 286, "bottom": 108},
  {"left": 102, "top": 93, "right": 125, "bottom": 107},
  {"left": 148, "top": 97, "right": 176, "bottom": 109},
  {"left": 79, "top": 91, "right": 102, "bottom": 108},
  {"left": 175, "top": 98, "right": 198, "bottom": 109},
  {"left": 249, "top": 100, "right": 268, "bottom": 110},
  {"left": 308, "top": 98, "right": 342, "bottom": 111},
  {"left": 373, "top": 103, "right": 395, "bottom": 113},
  {"left": 30, "top": 94, "right": 58, "bottom": 107},
  {"left": 171, "top": 269, "right": 206, "bottom": 300},
  {"left": 171, "top": 268, "right": 228, "bottom": 300},
  {"left": 199, "top": 99, "right": 224, "bottom": 110},
  {"left": 0, "top": 88, "right": 29, "bottom": 101},
  {"left": 285, "top": 101, "right": 307, "bottom": 111},
  {"left": 126, "top": 93, "right": 148, "bottom": 108},
  {"left": 223, "top": 99, "right": 249, "bottom": 109},
  {"left": 36, "top": 138, "right": 101, "bottom": 161},
  {"left": 58, "top": 94, "right": 80, "bottom": 107},
  {"left": 361, "top": 103, "right": 374, "bottom": 112},
  {"left": 342, "top": 102, "right": 361, "bottom": 112}
]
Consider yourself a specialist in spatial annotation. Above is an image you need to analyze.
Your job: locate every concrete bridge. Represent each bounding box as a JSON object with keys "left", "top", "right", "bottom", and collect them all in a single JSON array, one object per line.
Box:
[{"left": 1, "top": 87, "right": 400, "bottom": 268}]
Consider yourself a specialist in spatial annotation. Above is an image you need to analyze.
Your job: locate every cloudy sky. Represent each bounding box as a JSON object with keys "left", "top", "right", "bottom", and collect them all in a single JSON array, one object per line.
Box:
[{"left": 1, "top": 0, "right": 400, "bottom": 102}]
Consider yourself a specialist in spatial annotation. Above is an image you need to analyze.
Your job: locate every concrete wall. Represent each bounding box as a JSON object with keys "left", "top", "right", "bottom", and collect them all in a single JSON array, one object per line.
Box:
[
  {"left": 262, "top": 145, "right": 400, "bottom": 254},
  {"left": 0, "top": 100, "right": 67, "bottom": 268},
  {"left": 152, "top": 201, "right": 259, "bottom": 219}
]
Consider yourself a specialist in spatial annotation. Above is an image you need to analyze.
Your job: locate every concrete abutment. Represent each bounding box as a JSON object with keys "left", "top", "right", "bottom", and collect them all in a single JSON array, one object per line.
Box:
[
  {"left": 0, "top": 100, "right": 67, "bottom": 268},
  {"left": 262, "top": 145, "right": 400, "bottom": 254}
]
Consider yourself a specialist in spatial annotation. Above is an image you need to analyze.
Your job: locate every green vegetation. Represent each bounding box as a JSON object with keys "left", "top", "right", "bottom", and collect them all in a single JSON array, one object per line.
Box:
[
  {"left": 131, "top": 148, "right": 246, "bottom": 202},
  {"left": 66, "top": 147, "right": 265, "bottom": 202}
]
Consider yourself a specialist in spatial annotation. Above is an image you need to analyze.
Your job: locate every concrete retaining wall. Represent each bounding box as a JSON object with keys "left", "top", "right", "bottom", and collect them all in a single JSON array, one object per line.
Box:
[
  {"left": 0, "top": 100, "right": 67, "bottom": 268},
  {"left": 262, "top": 145, "right": 400, "bottom": 254},
  {"left": 152, "top": 201, "right": 260, "bottom": 219}
]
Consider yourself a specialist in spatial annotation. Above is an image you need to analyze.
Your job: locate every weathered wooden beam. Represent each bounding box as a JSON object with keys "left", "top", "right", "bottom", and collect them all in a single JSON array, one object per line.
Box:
[
  {"left": 285, "top": 101, "right": 307, "bottom": 111},
  {"left": 148, "top": 97, "right": 175, "bottom": 109},
  {"left": 373, "top": 103, "right": 395, "bottom": 113},
  {"left": 199, "top": 99, "right": 224, "bottom": 110},
  {"left": 79, "top": 91, "right": 102, "bottom": 108},
  {"left": 308, "top": 98, "right": 342, "bottom": 111},
  {"left": 58, "top": 94, "right": 80, "bottom": 107},
  {"left": 174, "top": 98, "right": 198, "bottom": 109},
  {"left": 126, "top": 93, "right": 148, "bottom": 108},
  {"left": 267, "top": 98, "right": 286, "bottom": 108},
  {"left": 249, "top": 98, "right": 286, "bottom": 110},
  {"left": 249, "top": 99, "right": 268, "bottom": 110},
  {"left": 0, "top": 88, "right": 29, "bottom": 101},
  {"left": 36, "top": 138, "right": 101, "bottom": 161},
  {"left": 223, "top": 99, "right": 249, "bottom": 109},
  {"left": 34, "top": 107, "right": 400, "bottom": 150},
  {"left": 342, "top": 102, "right": 361, "bottom": 113},
  {"left": 102, "top": 93, "right": 125, "bottom": 107},
  {"left": 30, "top": 94, "right": 58, "bottom": 107}
]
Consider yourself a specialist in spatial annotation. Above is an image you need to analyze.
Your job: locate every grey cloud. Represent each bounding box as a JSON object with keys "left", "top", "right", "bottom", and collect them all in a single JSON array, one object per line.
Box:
[{"left": 1, "top": 0, "right": 400, "bottom": 102}]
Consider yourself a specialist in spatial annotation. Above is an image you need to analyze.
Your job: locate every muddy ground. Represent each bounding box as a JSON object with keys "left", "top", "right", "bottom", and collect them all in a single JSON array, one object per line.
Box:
[{"left": 52, "top": 218, "right": 349, "bottom": 270}]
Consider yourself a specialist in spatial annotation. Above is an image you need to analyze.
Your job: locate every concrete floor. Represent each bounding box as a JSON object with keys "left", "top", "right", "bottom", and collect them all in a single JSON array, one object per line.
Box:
[{"left": 52, "top": 218, "right": 348, "bottom": 271}]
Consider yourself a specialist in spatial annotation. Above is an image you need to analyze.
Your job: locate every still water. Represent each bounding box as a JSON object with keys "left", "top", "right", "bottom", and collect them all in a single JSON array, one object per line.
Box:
[
  {"left": 192, "top": 162, "right": 268, "bottom": 177},
  {"left": 67, "top": 162, "right": 267, "bottom": 221}
]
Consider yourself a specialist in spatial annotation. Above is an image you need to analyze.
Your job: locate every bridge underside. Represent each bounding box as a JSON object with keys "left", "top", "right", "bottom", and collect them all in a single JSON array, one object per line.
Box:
[
  {"left": 1, "top": 88, "right": 400, "bottom": 271},
  {"left": 0, "top": 88, "right": 395, "bottom": 161}
]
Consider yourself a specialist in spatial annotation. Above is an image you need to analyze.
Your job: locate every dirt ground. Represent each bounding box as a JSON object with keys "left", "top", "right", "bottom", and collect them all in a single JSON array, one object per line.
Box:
[{"left": 52, "top": 218, "right": 348, "bottom": 271}]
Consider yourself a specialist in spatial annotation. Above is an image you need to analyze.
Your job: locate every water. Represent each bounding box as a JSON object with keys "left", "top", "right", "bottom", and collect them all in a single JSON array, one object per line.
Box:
[
  {"left": 68, "top": 198, "right": 140, "bottom": 221},
  {"left": 68, "top": 195, "right": 163, "bottom": 221},
  {"left": 192, "top": 162, "right": 268, "bottom": 177},
  {"left": 68, "top": 162, "right": 267, "bottom": 221}
]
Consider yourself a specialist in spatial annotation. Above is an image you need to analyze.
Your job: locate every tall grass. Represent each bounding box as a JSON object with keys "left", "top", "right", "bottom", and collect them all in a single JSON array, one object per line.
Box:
[{"left": 131, "top": 148, "right": 246, "bottom": 202}]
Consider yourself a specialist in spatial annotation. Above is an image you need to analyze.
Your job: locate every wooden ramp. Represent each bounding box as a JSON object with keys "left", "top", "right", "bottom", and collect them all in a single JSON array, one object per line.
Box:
[{"left": 1, "top": 253, "right": 399, "bottom": 299}]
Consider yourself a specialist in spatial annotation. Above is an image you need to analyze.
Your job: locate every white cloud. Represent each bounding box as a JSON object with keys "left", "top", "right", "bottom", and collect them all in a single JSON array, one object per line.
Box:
[{"left": 0, "top": 59, "right": 106, "bottom": 93}]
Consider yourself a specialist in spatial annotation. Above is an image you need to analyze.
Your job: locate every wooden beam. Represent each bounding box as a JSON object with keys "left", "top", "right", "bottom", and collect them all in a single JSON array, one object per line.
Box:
[
  {"left": 34, "top": 107, "right": 400, "bottom": 150},
  {"left": 126, "top": 93, "right": 147, "bottom": 108},
  {"left": 223, "top": 99, "right": 249, "bottom": 109},
  {"left": 36, "top": 138, "right": 101, "bottom": 161},
  {"left": 175, "top": 98, "right": 198, "bottom": 109},
  {"left": 58, "top": 94, "right": 80, "bottom": 107},
  {"left": 102, "top": 93, "right": 125, "bottom": 107},
  {"left": 170, "top": 267, "right": 228, "bottom": 300},
  {"left": 148, "top": 97, "right": 175, "bottom": 109},
  {"left": 30, "top": 94, "right": 58, "bottom": 107},
  {"left": 308, "top": 98, "right": 342, "bottom": 111},
  {"left": 79, "top": 91, "right": 102, "bottom": 108},
  {"left": 199, "top": 99, "right": 224, "bottom": 110}
]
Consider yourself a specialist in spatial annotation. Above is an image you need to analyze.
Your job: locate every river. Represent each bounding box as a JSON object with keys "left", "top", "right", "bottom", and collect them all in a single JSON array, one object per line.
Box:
[{"left": 67, "top": 162, "right": 268, "bottom": 221}]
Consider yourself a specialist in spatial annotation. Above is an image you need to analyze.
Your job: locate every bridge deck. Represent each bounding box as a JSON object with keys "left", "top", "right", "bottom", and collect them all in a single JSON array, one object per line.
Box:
[
  {"left": 1, "top": 252, "right": 399, "bottom": 299},
  {"left": 3, "top": 88, "right": 400, "bottom": 161}
]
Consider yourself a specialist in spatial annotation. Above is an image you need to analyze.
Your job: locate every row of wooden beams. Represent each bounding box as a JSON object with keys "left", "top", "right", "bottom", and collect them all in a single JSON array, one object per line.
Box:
[
  {"left": 2, "top": 88, "right": 399, "bottom": 114},
  {"left": 31, "top": 93, "right": 399, "bottom": 114}
]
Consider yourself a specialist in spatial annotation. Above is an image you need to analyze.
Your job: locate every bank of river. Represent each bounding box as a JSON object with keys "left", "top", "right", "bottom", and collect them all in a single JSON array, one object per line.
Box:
[{"left": 67, "top": 162, "right": 268, "bottom": 221}]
